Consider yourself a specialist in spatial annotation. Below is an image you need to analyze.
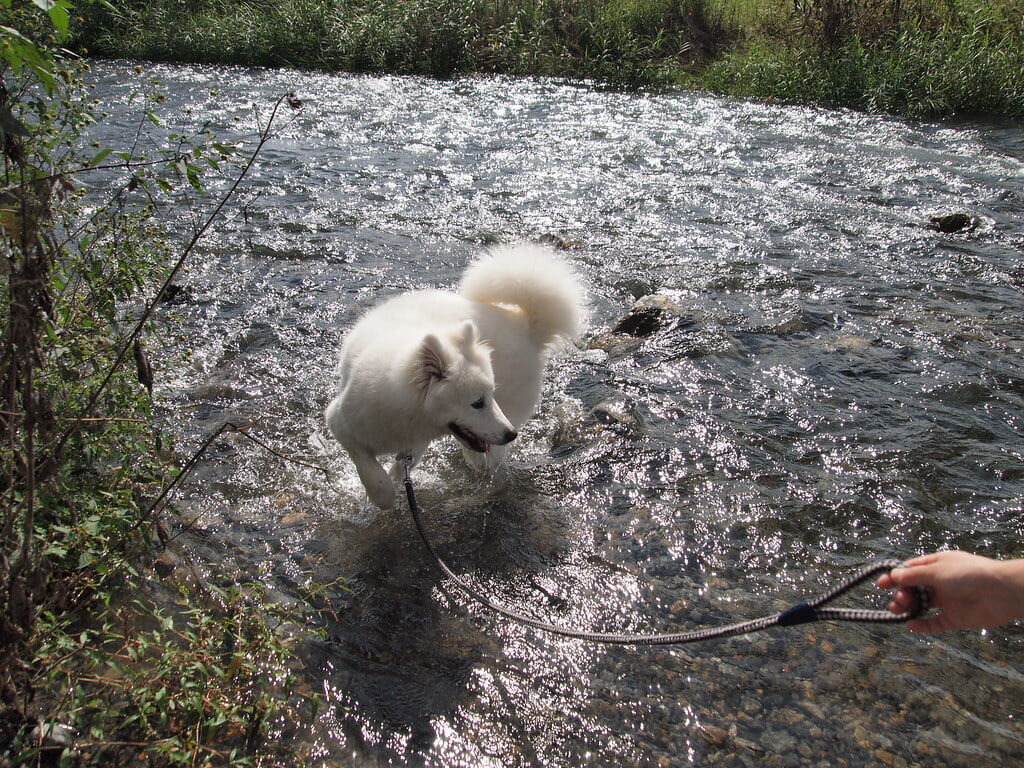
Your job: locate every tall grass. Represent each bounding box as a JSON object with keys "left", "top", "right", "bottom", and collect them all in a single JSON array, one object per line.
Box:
[
  {"left": 705, "top": 1, "right": 1024, "bottom": 118},
  {"left": 75, "top": 0, "right": 1024, "bottom": 119},
  {"left": 76, "top": 0, "right": 729, "bottom": 83}
]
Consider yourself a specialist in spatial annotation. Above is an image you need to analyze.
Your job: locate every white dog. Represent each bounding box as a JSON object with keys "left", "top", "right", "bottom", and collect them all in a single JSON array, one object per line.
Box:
[{"left": 325, "top": 244, "right": 585, "bottom": 509}]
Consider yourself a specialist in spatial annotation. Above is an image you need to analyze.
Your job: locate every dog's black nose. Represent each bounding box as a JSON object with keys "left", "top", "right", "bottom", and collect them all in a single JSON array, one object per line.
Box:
[{"left": 503, "top": 429, "right": 518, "bottom": 444}]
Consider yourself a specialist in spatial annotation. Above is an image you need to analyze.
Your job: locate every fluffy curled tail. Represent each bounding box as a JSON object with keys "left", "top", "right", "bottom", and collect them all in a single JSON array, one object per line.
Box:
[{"left": 459, "top": 244, "right": 585, "bottom": 347}]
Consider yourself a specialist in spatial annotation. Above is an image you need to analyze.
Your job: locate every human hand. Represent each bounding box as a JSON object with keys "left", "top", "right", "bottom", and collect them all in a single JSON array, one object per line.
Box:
[{"left": 877, "top": 550, "right": 1024, "bottom": 633}]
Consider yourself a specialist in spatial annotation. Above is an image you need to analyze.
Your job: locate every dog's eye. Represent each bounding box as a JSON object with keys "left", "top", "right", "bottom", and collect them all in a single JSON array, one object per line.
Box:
[{"left": 472, "top": 397, "right": 485, "bottom": 410}]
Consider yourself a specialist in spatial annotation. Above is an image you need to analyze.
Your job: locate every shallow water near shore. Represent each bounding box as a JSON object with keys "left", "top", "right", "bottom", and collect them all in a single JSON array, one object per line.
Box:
[{"left": 88, "top": 60, "right": 1024, "bottom": 766}]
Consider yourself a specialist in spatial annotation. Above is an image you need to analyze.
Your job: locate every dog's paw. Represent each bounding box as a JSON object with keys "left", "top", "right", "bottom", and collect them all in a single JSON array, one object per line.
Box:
[{"left": 351, "top": 454, "right": 396, "bottom": 509}]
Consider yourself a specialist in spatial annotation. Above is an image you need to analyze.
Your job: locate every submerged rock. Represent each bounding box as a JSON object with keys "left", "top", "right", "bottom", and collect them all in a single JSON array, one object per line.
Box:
[
  {"left": 588, "top": 294, "right": 724, "bottom": 361},
  {"left": 535, "top": 233, "right": 582, "bottom": 250},
  {"left": 591, "top": 399, "right": 644, "bottom": 438},
  {"left": 928, "top": 212, "right": 978, "bottom": 233},
  {"left": 610, "top": 294, "right": 693, "bottom": 338},
  {"left": 549, "top": 399, "right": 597, "bottom": 452},
  {"left": 590, "top": 294, "right": 695, "bottom": 353}
]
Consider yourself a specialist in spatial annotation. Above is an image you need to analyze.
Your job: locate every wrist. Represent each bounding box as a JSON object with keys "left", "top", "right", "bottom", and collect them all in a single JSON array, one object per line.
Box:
[{"left": 993, "top": 559, "right": 1024, "bottom": 623}]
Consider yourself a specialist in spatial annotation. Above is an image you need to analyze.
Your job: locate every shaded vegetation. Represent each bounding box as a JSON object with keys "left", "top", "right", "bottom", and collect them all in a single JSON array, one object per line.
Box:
[
  {"left": 1, "top": 2, "right": 316, "bottom": 763},
  {"left": 72, "top": 0, "right": 1024, "bottom": 119}
]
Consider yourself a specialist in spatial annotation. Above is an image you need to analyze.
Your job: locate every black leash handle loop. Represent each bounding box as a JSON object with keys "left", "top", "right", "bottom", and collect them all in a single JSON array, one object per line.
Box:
[
  {"left": 402, "top": 465, "right": 930, "bottom": 646},
  {"left": 775, "top": 560, "right": 930, "bottom": 627}
]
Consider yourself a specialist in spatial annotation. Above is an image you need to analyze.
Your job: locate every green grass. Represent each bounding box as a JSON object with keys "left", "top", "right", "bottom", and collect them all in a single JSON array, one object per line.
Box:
[
  {"left": 73, "top": 0, "right": 729, "bottom": 82},
  {"left": 703, "top": 1, "right": 1024, "bottom": 118},
  {"left": 72, "top": 0, "right": 1024, "bottom": 119}
]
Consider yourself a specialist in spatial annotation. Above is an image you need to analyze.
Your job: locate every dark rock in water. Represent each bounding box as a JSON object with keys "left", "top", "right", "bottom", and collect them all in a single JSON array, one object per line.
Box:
[
  {"left": 610, "top": 294, "right": 694, "bottom": 338},
  {"left": 615, "top": 277, "right": 656, "bottom": 300},
  {"left": 159, "top": 283, "right": 194, "bottom": 304},
  {"left": 590, "top": 399, "right": 644, "bottom": 438},
  {"left": 589, "top": 294, "right": 699, "bottom": 353},
  {"left": 612, "top": 306, "right": 663, "bottom": 337},
  {"left": 535, "top": 233, "right": 582, "bottom": 250},
  {"left": 928, "top": 212, "right": 978, "bottom": 233}
]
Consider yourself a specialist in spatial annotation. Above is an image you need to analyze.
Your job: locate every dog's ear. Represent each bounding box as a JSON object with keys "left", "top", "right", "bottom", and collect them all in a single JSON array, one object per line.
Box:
[
  {"left": 418, "top": 333, "right": 448, "bottom": 387},
  {"left": 456, "top": 320, "right": 477, "bottom": 350}
]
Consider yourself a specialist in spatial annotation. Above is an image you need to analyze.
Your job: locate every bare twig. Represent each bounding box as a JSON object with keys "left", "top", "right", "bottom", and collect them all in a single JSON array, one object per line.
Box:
[
  {"left": 137, "top": 421, "right": 329, "bottom": 535},
  {"left": 53, "top": 93, "right": 297, "bottom": 458}
]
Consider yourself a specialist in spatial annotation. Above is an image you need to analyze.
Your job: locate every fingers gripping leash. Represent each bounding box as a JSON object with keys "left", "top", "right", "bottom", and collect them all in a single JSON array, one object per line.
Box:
[{"left": 400, "top": 456, "right": 930, "bottom": 646}]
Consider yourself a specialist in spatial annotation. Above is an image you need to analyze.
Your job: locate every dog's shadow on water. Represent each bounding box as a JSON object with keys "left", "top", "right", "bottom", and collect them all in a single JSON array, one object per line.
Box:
[{"left": 298, "top": 465, "right": 569, "bottom": 765}]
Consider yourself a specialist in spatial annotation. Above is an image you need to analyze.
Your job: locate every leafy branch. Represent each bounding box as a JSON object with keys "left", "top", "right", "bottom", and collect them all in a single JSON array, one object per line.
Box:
[{"left": 54, "top": 91, "right": 302, "bottom": 456}]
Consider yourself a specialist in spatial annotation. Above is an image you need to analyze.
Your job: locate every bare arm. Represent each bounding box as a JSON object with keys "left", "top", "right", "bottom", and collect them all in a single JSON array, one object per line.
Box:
[{"left": 877, "top": 550, "right": 1024, "bottom": 633}]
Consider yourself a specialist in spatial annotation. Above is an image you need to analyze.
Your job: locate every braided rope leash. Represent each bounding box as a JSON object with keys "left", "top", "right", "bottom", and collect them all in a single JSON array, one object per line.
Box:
[{"left": 402, "top": 466, "right": 930, "bottom": 646}]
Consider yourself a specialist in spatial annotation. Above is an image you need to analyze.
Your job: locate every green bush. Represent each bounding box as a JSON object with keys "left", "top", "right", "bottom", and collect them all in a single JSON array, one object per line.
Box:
[{"left": 701, "top": 0, "right": 1024, "bottom": 118}]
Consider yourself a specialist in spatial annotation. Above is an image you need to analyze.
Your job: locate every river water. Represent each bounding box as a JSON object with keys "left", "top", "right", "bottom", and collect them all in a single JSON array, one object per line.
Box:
[{"left": 87, "top": 60, "right": 1024, "bottom": 766}]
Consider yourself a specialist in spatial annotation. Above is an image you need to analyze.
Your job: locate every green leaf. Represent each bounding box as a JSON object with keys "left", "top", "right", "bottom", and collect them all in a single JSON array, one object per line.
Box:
[
  {"left": 43, "top": 543, "right": 68, "bottom": 558},
  {"left": 0, "top": 25, "right": 58, "bottom": 93},
  {"left": 186, "top": 166, "right": 202, "bottom": 192},
  {"left": 48, "top": 1, "right": 70, "bottom": 40},
  {"left": 29, "top": 0, "right": 71, "bottom": 41}
]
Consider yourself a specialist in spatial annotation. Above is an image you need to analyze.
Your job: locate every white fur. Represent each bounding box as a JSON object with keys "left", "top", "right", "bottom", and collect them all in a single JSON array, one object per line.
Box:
[{"left": 325, "top": 244, "right": 585, "bottom": 509}]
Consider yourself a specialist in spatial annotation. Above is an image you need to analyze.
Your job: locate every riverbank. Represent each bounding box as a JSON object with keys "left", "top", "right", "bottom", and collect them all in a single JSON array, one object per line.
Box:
[
  {"left": 1, "top": 8, "right": 316, "bottom": 762},
  {"left": 74, "top": 0, "right": 1024, "bottom": 120}
]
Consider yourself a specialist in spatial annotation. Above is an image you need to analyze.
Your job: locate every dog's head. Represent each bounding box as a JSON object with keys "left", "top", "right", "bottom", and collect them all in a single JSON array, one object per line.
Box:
[{"left": 417, "top": 321, "right": 517, "bottom": 453}]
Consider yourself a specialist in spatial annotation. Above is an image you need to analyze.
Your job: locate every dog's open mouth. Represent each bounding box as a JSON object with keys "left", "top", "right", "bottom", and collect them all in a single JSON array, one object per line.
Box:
[{"left": 449, "top": 423, "right": 491, "bottom": 453}]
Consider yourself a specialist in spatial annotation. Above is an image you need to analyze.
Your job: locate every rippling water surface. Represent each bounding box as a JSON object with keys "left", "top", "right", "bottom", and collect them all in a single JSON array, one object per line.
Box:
[{"left": 89, "top": 61, "right": 1024, "bottom": 767}]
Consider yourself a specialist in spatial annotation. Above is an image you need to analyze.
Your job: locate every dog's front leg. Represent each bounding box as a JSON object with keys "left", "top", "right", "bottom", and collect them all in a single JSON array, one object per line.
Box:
[
  {"left": 389, "top": 445, "right": 426, "bottom": 481},
  {"left": 347, "top": 446, "right": 395, "bottom": 509},
  {"left": 461, "top": 443, "right": 509, "bottom": 474}
]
